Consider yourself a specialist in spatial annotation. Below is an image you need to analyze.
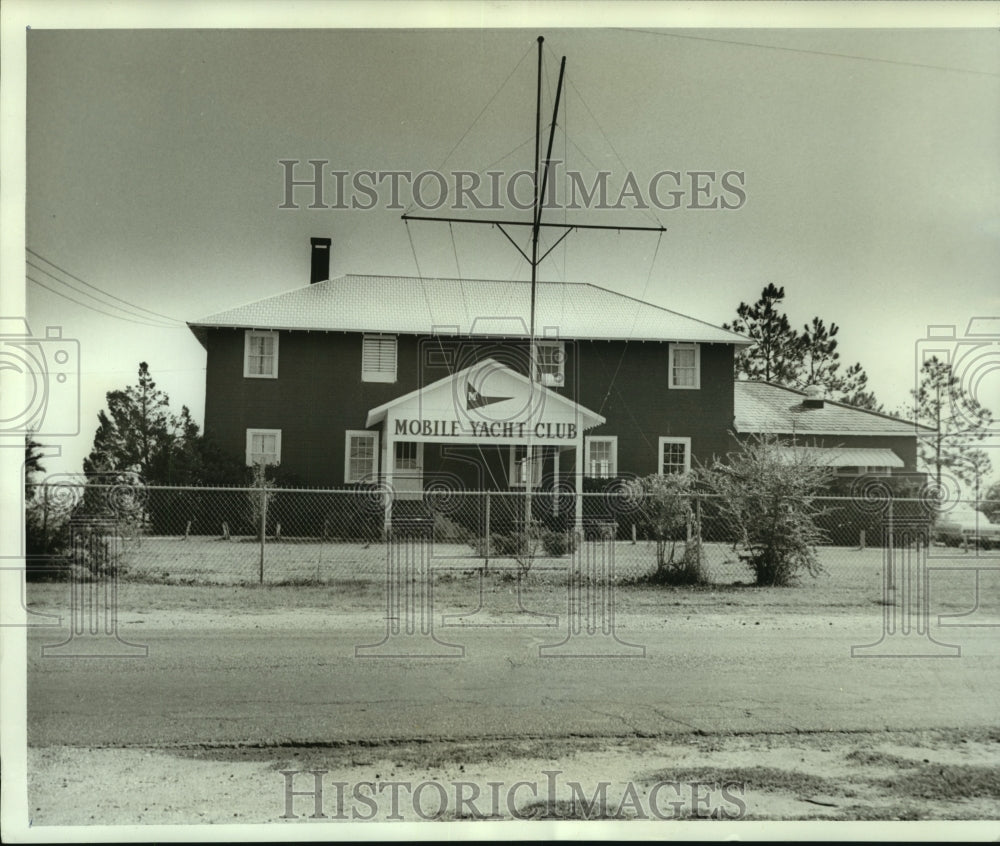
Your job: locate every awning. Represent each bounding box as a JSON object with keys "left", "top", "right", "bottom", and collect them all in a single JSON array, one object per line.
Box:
[
  {"left": 366, "top": 358, "right": 605, "bottom": 444},
  {"left": 774, "top": 446, "right": 904, "bottom": 468}
]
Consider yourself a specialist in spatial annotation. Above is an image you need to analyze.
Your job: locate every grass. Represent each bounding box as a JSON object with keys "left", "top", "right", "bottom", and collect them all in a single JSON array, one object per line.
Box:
[
  {"left": 642, "top": 765, "right": 840, "bottom": 798},
  {"left": 874, "top": 763, "right": 1000, "bottom": 801},
  {"left": 24, "top": 549, "right": 1000, "bottom": 620}
]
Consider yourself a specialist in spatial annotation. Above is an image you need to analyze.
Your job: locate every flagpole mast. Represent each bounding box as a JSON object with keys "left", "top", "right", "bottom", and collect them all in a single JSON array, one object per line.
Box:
[
  {"left": 525, "top": 36, "right": 545, "bottom": 533},
  {"left": 401, "top": 36, "right": 664, "bottom": 536}
]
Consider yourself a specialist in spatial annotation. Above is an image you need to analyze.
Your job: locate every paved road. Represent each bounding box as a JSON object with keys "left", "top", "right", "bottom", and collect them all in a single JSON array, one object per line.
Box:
[{"left": 27, "top": 616, "right": 1000, "bottom": 747}]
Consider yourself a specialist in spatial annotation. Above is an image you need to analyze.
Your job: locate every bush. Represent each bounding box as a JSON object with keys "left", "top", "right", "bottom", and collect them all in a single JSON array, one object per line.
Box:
[
  {"left": 624, "top": 473, "right": 700, "bottom": 577},
  {"left": 645, "top": 540, "right": 706, "bottom": 586},
  {"left": 540, "top": 528, "right": 578, "bottom": 556},
  {"left": 699, "top": 434, "right": 832, "bottom": 586}
]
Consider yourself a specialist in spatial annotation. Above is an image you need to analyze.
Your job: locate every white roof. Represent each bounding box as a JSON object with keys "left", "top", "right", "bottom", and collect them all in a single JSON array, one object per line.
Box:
[
  {"left": 734, "top": 381, "right": 929, "bottom": 436},
  {"left": 189, "top": 274, "right": 751, "bottom": 345},
  {"left": 774, "top": 446, "right": 904, "bottom": 468},
  {"left": 366, "top": 358, "right": 605, "bottom": 436}
]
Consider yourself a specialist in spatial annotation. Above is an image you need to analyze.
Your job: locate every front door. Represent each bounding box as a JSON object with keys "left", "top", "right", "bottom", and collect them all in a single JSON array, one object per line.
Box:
[{"left": 394, "top": 441, "right": 424, "bottom": 500}]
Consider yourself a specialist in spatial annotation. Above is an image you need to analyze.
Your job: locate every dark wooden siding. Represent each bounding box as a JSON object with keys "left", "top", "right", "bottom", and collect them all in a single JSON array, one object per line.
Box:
[{"left": 202, "top": 328, "right": 735, "bottom": 485}]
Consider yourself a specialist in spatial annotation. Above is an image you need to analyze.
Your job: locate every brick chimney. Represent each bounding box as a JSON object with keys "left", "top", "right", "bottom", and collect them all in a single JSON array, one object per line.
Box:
[
  {"left": 310, "top": 237, "right": 332, "bottom": 284},
  {"left": 803, "top": 384, "right": 825, "bottom": 409}
]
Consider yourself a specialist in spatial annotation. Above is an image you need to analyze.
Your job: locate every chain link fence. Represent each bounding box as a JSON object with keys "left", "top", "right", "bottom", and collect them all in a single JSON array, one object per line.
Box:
[{"left": 24, "top": 481, "right": 999, "bottom": 588}]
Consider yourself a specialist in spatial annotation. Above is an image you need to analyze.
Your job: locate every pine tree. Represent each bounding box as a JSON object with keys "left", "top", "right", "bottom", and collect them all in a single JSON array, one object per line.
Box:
[
  {"left": 726, "top": 286, "right": 883, "bottom": 411},
  {"left": 724, "top": 283, "right": 803, "bottom": 383},
  {"left": 833, "top": 362, "right": 883, "bottom": 412},
  {"left": 24, "top": 431, "right": 46, "bottom": 500},
  {"left": 83, "top": 362, "right": 177, "bottom": 481},
  {"left": 911, "top": 356, "right": 993, "bottom": 488},
  {"left": 796, "top": 317, "right": 841, "bottom": 390}
]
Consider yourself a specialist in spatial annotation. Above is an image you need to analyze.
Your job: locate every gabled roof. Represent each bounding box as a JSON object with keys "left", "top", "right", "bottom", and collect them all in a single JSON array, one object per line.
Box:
[
  {"left": 188, "top": 274, "right": 751, "bottom": 345},
  {"left": 365, "top": 357, "right": 605, "bottom": 432},
  {"left": 734, "top": 380, "right": 932, "bottom": 437}
]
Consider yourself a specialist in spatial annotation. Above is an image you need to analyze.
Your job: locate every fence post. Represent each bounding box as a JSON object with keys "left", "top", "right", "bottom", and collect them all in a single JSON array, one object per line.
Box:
[
  {"left": 259, "top": 483, "right": 267, "bottom": 585},
  {"left": 695, "top": 496, "right": 702, "bottom": 557},
  {"left": 484, "top": 491, "right": 491, "bottom": 570},
  {"left": 886, "top": 498, "right": 894, "bottom": 591}
]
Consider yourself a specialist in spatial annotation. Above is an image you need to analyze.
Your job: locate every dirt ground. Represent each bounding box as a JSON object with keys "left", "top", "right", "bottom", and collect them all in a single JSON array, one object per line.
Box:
[{"left": 25, "top": 729, "right": 1000, "bottom": 824}]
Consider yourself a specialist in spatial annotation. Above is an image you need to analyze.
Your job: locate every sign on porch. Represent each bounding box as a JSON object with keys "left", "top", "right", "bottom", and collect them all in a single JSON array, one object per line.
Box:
[{"left": 367, "top": 358, "right": 605, "bottom": 444}]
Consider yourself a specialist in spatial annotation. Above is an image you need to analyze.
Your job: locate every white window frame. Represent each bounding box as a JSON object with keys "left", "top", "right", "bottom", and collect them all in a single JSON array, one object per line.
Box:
[
  {"left": 509, "top": 444, "right": 543, "bottom": 488},
  {"left": 534, "top": 340, "right": 565, "bottom": 387},
  {"left": 658, "top": 436, "right": 692, "bottom": 475},
  {"left": 344, "top": 430, "right": 380, "bottom": 483},
  {"left": 394, "top": 440, "right": 424, "bottom": 470},
  {"left": 244, "top": 330, "right": 279, "bottom": 379},
  {"left": 245, "top": 428, "right": 281, "bottom": 466},
  {"left": 585, "top": 436, "right": 618, "bottom": 478},
  {"left": 837, "top": 465, "right": 892, "bottom": 477},
  {"left": 362, "top": 334, "right": 398, "bottom": 383},
  {"left": 668, "top": 342, "right": 700, "bottom": 390}
]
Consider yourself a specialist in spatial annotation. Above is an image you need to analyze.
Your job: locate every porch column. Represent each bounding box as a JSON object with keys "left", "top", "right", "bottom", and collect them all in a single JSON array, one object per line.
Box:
[
  {"left": 574, "top": 439, "right": 583, "bottom": 531},
  {"left": 383, "top": 420, "right": 394, "bottom": 537},
  {"left": 553, "top": 445, "right": 559, "bottom": 516}
]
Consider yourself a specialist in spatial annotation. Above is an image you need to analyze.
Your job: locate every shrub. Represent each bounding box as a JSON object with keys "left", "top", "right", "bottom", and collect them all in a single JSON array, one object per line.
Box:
[
  {"left": 540, "top": 528, "right": 578, "bottom": 556},
  {"left": 624, "top": 473, "right": 703, "bottom": 582},
  {"left": 645, "top": 540, "right": 706, "bottom": 586},
  {"left": 699, "top": 434, "right": 832, "bottom": 586}
]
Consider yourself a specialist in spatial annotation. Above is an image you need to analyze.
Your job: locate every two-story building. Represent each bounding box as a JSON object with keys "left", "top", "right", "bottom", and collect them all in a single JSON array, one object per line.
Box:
[
  {"left": 188, "top": 238, "right": 753, "bottom": 507},
  {"left": 188, "top": 238, "right": 927, "bottom": 533}
]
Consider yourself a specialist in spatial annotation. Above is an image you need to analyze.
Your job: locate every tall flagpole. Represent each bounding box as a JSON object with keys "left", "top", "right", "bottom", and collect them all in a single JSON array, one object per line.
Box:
[{"left": 401, "top": 36, "right": 665, "bottom": 536}]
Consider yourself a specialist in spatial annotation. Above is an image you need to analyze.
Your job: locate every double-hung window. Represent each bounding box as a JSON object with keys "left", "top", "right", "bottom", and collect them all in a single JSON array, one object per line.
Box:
[
  {"left": 668, "top": 343, "right": 700, "bottom": 389},
  {"left": 244, "top": 330, "right": 278, "bottom": 378},
  {"left": 246, "top": 429, "right": 281, "bottom": 466},
  {"left": 534, "top": 340, "right": 565, "bottom": 387},
  {"left": 658, "top": 437, "right": 691, "bottom": 475},
  {"left": 345, "top": 430, "right": 379, "bottom": 483},
  {"left": 585, "top": 436, "right": 618, "bottom": 478}
]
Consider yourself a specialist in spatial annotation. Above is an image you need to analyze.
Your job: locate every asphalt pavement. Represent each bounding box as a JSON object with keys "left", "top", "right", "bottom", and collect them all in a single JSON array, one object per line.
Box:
[{"left": 27, "top": 616, "right": 1000, "bottom": 747}]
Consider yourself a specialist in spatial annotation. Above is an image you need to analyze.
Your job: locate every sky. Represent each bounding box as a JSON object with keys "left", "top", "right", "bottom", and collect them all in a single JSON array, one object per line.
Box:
[{"left": 5, "top": 3, "right": 1000, "bottom": 487}]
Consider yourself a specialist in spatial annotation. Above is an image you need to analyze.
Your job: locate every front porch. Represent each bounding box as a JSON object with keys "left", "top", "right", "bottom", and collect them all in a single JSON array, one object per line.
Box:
[{"left": 364, "top": 357, "right": 606, "bottom": 535}]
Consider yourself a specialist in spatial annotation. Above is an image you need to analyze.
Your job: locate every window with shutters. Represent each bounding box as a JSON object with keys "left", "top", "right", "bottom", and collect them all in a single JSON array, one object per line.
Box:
[
  {"left": 245, "top": 429, "right": 281, "bottom": 466},
  {"left": 658, "top": 437, "right": 691, "bottom": 475},
  {"left": 668, "top": 343, "right": 700, "bottom": 389},
  {"left": 585, "top": 436, "right": 617, "bottom": 478},
  {"left": 362, "top": 335, "right": 397, "bottom": 383},
  {"left": 244, "top": 330, "right": 278, "bottom": 379},
  {"left": 345, "top": 430, "right": 379, "bottom": 483}
]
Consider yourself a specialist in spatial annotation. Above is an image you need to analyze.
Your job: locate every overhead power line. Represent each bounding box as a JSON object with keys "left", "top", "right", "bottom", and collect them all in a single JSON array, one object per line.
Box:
[
  {"left": 25, "top": 275, "right": 185, "bottom": 329},
  {"left": 26, "top": 247, "right": 186, "bottom": 324},
  {"left": 620, "top": 28, "right": 1000, "bottom": 78}
]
